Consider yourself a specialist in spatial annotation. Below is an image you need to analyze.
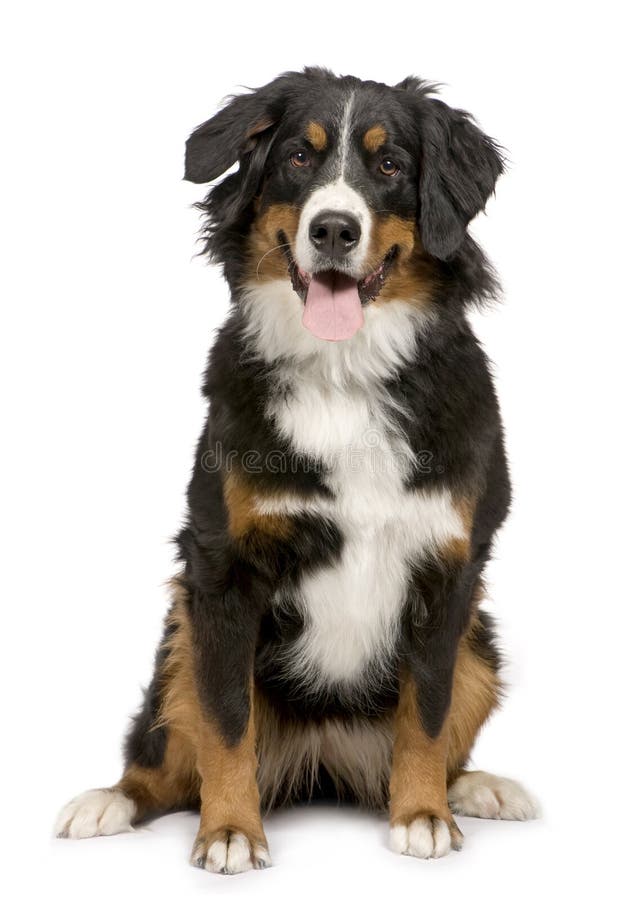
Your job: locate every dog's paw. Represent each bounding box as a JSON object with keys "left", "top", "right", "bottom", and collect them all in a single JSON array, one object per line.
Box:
[
  {"left": 448, "top": 771, "right": 540, "bottom": 821},
  {"left": 55, "top": 788, "right": 136, "bottom": 839},
  {"left": 389, "top": 814, "right": 463, "bottom": 860},
  {"left": 190, "top": 828, "right": 271, "bottom": 875}
]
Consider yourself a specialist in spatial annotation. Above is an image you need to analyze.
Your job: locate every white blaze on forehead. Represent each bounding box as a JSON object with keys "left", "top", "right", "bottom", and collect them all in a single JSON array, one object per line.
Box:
[
  {"left": 294, "top": 93, "right": 372, "bottom": 277},
  {"left": 338, "top": 92, "right": 356, "bottom": 177}
]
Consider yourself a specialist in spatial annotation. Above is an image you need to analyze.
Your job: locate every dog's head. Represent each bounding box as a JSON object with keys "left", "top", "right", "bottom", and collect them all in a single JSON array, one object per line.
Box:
[{"left": 186, "top": 68, "right": 503, "bottom": 343}]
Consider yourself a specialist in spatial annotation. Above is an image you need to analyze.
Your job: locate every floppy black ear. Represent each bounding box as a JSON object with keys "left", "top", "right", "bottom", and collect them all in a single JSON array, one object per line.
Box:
[
  {"left": 185, "top": 90, "right": 280, "bottom": 184},
  {"left": 418, "top": 100, "right": 504, "bottom": 260}
]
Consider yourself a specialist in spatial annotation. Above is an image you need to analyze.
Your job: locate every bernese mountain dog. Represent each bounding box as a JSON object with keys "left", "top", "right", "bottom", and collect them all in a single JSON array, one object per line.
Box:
[{"left": 56, "top": 68, "right": 539, "bottom": 874}]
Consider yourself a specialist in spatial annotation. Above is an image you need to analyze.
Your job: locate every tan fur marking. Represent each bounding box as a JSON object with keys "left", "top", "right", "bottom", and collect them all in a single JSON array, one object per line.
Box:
[
  {"left": 223, "top": 469, "right": 292, "bottom": 541},
  {"left": 196, "top": 705, "right": 265, "bottom": 849},
  {"left": 363, "top": 124, "right": 387, "bottom": 153},
  {"left": 442, "top": 536, "right": 471, "bottom": 565},
  {"left": 440, "top": 496, "right": 476, "bottom": 564},
  {"left": 389, "top": 672, "right": 453, "bottom": 823},
  {"left": 155, "top": 585, "right": 202, "bottom": 742},
  {"left": 447, "top": 623, "right": 502, "bottom": 780},
  {"left": 117, "top": 729, "right": 199, "bottom": 820},
  {"left": 381, "top": 247, "right": 436, "bottom": 305},
  {"left": 246, "top": 203, "right": 301, "bottom": 282},
  {"left": 366, "top": 215, "right": 417, "bottom": 267},
  {"left": 362, "top": 216, "right": 436, "bottom": 306},
  {"left": 456, "top": 496, "right": 476, "bottom": 532},
  {"left": 306, "top": 121, "right": 328, "bottom": 151},
  {"left": 115, "top": 587, "right": 202, "bottom": 819}
]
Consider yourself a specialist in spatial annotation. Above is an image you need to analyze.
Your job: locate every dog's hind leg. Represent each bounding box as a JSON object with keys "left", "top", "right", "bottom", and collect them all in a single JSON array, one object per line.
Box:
[
  {"left": 55, "top": 727, "right": 199, "bottom": 838},
  {"left": 445, "top": 607, "right": 539, "bottom": 821},
  {"left": 447, "top": 770, "right": 540, "bottom": 820},
  {"left": 56, "top": 589, "right": 200, "bottom": 839}
]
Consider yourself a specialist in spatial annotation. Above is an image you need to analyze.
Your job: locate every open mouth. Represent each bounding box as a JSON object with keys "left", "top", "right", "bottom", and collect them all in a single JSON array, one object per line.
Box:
[{"left": 278, "top": 231, "right": 399, "bottom": 342}]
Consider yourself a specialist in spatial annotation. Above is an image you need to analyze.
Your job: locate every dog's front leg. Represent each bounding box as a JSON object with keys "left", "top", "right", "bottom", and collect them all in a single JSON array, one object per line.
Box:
[
  {"left": 389, "top": 559, "right": 477, "bottom": 859},
  {"left": 184, "top": 555, "right": 272, "bottom": 875},
  {"left": 389, "top": 670, "right": 463, "bottom": 859},
  {"left": 190, "top": 687, "right": 269, "bottom": 875}
]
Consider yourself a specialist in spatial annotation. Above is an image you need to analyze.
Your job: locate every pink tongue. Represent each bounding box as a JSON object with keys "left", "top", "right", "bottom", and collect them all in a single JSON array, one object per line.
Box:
[{"left": 302, "top": 271, "right": 364, "bottom": 341}]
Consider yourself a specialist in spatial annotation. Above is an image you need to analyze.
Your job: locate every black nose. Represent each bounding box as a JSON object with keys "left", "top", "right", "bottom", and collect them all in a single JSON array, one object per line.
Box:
[{"left": 308, "top": 210, "right": 362, "bottom": 259}]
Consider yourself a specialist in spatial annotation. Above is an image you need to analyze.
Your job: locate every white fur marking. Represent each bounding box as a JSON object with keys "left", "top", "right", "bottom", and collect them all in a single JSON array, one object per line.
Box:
[
  {"left": 338, "top": 92, "right": 355, "bottom": 177},
  {"left": 389, "top": 823, "right": 409, "bottom": 855},
  {"left": 259, "top": 362, "right": 464, "bottom": 694},
  {"left": 241, "top": 278, "right": 432, "bottom": 388},
  {"left": 225, "top": 833, "right": 253, "bottom": 874},
  {"left": 205, "top": 839, "right": 229, "bottom": 873},
  {"left": 390, "top": 817, "right": 453, "bottom": 859},
  {"left": 55, "top": 788, "right": 136, "bottom": 839},
  {"left": 431, "top": 818, "right": 452, "bottom": 857},
  {"left": 448, "top": 771, "right": 540, "bottom": 820},
  {"left": 294, "top": 178, "right": 373, "bottom": 277},
  {"left": 201, "top": 832, "right": 271, "bottom": 875},
  {"left": 408, "top": 818, "right": 436, "bottom": 858}
]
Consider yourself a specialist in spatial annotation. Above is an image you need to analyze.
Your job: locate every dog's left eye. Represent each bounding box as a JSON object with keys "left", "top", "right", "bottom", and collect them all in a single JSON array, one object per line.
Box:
[{"left": 290, "top": 149, "right": 311, "bottom": 168}]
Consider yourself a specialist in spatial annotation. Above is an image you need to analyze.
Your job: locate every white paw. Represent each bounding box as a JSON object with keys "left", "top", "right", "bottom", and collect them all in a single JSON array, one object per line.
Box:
[
  {"left": 55, "top": 788, "right": 136, "bottom": 839},
  {"left": 448, "top": 771, "right": 540, "bottom": 820},
  {"left": 191, "top": 830, "right": 271, "bottom": 875},
  {"left": 389, "top": 815, "right": 462, "bottom": 860}
]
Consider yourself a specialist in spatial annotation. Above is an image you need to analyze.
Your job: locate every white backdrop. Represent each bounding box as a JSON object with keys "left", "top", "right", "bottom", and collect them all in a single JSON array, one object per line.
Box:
[{"left": 2, "top": 1, "right": 642, "bottom": 897}]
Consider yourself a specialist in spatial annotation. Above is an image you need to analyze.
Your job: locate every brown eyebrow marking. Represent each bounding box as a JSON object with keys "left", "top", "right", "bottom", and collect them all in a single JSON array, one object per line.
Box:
[
  {"left": 363, "top": 124, "right": 387, "bottom": 153},
  {"left": 306, "top": 121, "right": 328, "bottom": 151}
]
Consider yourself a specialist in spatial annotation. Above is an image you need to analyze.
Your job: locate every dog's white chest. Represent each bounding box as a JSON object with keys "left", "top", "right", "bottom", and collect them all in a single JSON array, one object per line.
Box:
[{"left": 265, "top": 378, "right": 464, "bottom": 691}]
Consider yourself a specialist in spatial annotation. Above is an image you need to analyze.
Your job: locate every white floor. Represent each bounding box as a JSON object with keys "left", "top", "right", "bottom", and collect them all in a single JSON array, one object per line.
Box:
[{"left": 41, "top": 799, "right": 594, "bottom": 899}]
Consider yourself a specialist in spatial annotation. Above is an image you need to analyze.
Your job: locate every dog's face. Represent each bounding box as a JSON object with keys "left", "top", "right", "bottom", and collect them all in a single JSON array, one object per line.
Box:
[
  {"left": 248, "top": 82, "right": 422, "bottom": 342},
  {"left": 186, "top": 69, "right": 503, "bottom": 343}
]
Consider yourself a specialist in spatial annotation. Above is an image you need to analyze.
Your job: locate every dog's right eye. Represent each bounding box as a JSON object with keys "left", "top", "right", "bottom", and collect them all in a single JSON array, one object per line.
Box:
[
  {"left": 379, "top": 158, "right": 400, "bottom": 177},
  {"left": 290, "top": 149, "right": 311, "bottom": 168}
]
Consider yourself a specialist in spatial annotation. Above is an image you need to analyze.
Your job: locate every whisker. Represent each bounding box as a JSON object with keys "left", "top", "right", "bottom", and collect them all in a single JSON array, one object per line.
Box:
[{"left": 256, "top": 242, "right": 291, "bottom": 278}]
